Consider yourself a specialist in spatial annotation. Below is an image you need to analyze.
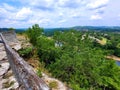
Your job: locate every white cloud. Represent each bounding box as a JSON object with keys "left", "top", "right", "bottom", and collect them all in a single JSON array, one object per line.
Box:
[
  {"left": 0, "top": 0, "right": 86, "bottom": 27},
  {"left": 57, "top": 0, "right": 70, "bottom": 7},
  {"left": 28, "top": 18, "right": 51, "bottom": 25},
  {"left": 70, "top": 12, "right": 82, "bottom": 18},
  {"left": 0, "top": 8, "right": 8, "bottom": 17},
  {"left": 0, "top": 0, "right": 119, "bottom": 27},
  {"left": 2, "top": 3, "right": 16, "bottom": 11},
  {"left": 15, "top": 7, "right": 32, "bottom": 20},
  {"left": 87, "top": 0, "right": 109, "bottom": 9},
  {"left": 0, "top": 5, "right": 15, "bottom": 20},
  {"left": 90, "top": 14, "right": 102, "bottom": 20},
  {"left": 57, "top": 0, "right": 86, "bottom": 8},
  {"left": 58, "top": 19, "right": 67, "bottom": 23},
  {"left": 20, "top": 0, "right": 55, "bottom": 10},
  {"left": 0, "top": 4, "right": 33, "bottom": 27},
  {"left": 58, "top": 12, "right": 64, "bottom": 17},
  {"left": 94, "top": 7, "right": 105, "bottom": 14}
]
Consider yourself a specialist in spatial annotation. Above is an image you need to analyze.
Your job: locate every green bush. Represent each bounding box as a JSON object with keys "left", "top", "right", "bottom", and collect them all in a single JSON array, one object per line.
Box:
[
  {"left": 18, "top": 47, "right": 32, "bottom": 58},
  {"left": 26, "top": 24, "right": 43, "bottom": 45},
  {"left": 37, "top": 69, "right": 42, "bottom": 77}
]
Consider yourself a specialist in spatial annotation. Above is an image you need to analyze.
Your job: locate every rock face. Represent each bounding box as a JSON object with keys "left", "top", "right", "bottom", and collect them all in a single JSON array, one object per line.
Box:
[
  {"left": 42, "top": 73, "right": 68, "bottom": 90},
  {"left": 1, "top": 31, "right": 22, "bottom": 51},
  {"left": 0, "top": 31, "right": 49, "bottom": 90},
  {"left": 0, "top": 31, "right": 69, "bottom": 90},
  {"left": 0, "top": 36, "right": 20, "bottom": 90}
]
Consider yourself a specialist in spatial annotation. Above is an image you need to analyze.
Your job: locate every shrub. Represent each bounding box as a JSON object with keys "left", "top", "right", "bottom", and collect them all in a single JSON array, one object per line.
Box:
[
  {"left": 49, "top": 81, "right": 58, "bottom": 89},
  {"left": 18, "top": 47, "right": 32, "bottom": 58},
  {"left": 26, "top": 24, "right": 44, "bottom": 45},
  {"left": 37, "top": 69, "right": 42, "bottom": 77}
]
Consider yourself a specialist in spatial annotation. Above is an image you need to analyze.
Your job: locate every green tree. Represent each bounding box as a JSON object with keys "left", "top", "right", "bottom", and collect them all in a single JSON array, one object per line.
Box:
[
  {"left": 36, "top": 36, "right": 60, "bottom": 65},
  {"left": 48, "top": 30, "right": 120, "bottom": 90},
  {"left": 26, "top": 24, "right": 43, "bottom": 45},
  {"left": 26, "top": 26, "right": 120, "bottom": 89},
  {"left": 8, "top": 27, "right": 15, "bottom": 31}
]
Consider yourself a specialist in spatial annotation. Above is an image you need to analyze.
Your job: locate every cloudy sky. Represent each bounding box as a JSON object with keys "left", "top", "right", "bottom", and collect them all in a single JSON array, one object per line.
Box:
[{"left": 0, "top": 0, "right": 120, "bottom": 28}]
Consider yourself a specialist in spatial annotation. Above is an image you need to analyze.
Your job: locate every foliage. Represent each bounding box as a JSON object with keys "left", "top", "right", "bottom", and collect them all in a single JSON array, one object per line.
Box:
[
  {"left": 49, "top": 81, "right": 58, "bottom": 89},
  {"left": 36, "top": 36, "right": 61, "bottom": 65},
  {"left": 37, "top": 69, "right": 42, "bottom": 77},
  {"left": 50, "top": 31, "right": 120, "bottom": 89},
  {"left": 3, "top": 81, "right": 15, "bottom": 88},
  {"left": 26, "top": 24, "right": 43, "bottom": 45},
  {"left": 27, "top": 25, "right": 120, "bottom": 90},
  {"left": 18, "top": 47, "right": 32, "bottom": 58},
  {"left": 8, "top": 27, "right": 15, "bottom": 31}
]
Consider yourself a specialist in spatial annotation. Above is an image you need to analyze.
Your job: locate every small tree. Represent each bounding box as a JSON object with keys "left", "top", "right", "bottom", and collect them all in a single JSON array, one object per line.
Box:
[
  {"left": 26, "top": 24, "right": 44, "bottom": 45},
  {"left": 8, "top": 27, "right": 15, "bottom": 31}
]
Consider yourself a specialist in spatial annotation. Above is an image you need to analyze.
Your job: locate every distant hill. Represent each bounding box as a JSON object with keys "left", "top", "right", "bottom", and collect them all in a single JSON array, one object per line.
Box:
[
  {"left": 0, "top": 28, "right": 9, "bottom": 32},
  {"left": 71, "top": 26, "right": 120, "bottom": 32},
  {"left": 0, "top": 28, "right": 26, "bottom": 33},
  {"left": 1, "top": 26, "right": 120, "bottom": 33}
]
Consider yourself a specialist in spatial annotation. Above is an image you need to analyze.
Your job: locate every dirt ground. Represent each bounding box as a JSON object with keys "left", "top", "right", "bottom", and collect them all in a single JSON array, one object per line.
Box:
[{"left": 106, "top": 55, "right": 120, "bottom": 61}]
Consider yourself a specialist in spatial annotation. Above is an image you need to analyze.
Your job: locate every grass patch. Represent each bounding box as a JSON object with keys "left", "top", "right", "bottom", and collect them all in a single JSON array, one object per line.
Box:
[
  {"left": 18, "top": 47, "right": 32, "bottom": 58},
  {"left": 49, "top": 81, "right": 58, "bottom": 89},
  {"left": 37, "top": 69, "right": 42, "bottom": 77},
  {"left": 3, "top": 72, "right": 13, "bottom": 79},
  {"left": 117, "top": 43, "right": 120, "bottom": 48},
  {"left": 3, "top": 81, "right": 15, "bottom": 88}
]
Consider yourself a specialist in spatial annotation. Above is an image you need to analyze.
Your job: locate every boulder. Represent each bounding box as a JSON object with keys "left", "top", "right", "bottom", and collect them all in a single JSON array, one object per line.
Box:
[{"left": 0, "top": 62, "right": 10, "bottom": 76}]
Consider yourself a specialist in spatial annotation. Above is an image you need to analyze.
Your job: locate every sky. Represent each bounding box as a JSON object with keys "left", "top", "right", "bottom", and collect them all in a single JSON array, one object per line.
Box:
[{"left": 0, "top": 0, "right": 120, "bottom": 28}]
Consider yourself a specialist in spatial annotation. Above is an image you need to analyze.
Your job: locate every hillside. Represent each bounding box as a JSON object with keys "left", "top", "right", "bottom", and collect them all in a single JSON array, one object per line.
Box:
[{"left": 23, "top": 24, "right": 120, "bottom": 90}]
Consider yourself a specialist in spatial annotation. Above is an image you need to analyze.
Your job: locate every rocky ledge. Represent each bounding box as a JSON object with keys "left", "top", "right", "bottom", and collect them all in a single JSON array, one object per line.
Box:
[{"left": 0, "top": 37, "right": 21, "bottom": 90}]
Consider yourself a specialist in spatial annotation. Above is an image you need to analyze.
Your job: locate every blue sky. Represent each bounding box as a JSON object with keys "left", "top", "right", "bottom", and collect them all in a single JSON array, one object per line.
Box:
[{"left": 0, "top": 0, "right": 120, "bottom": 28}]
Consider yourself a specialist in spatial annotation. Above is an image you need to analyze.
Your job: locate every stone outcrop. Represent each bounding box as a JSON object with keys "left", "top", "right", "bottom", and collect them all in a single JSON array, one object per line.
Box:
[
  {"left": 0, "top": 38, "right": 19, "bottom": 90},
  {"left": 0, "top": 31, "right": 22, "bottom": 90},
  {"left": 0, "top": 31, "right": 49, "bottom": 90}
]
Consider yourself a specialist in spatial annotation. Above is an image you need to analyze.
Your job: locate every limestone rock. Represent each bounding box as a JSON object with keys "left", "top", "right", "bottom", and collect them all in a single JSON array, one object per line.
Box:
[
  {"left": 10, "top": 43, "right": 22, "bottom": 51},
  {"left": 0, "top": 62, "right": 10, "bottom": 76},
  {"left": 0, "top": 51, "right": 6, "bottom": 61}
]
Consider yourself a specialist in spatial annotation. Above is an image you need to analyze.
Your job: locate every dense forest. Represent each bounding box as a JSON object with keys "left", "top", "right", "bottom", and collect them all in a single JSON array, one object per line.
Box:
[{"left": 21, "top": 24, "right": 120, "bottom": 90}]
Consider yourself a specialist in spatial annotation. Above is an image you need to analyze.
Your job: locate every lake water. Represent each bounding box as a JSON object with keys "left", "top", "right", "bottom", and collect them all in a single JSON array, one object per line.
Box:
[{"left": 116, "top": 61, "right": 120, "bottom": 66}]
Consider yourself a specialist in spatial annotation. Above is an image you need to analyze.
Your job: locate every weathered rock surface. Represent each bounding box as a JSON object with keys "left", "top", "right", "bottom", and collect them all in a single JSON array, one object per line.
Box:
[
  {"left": 42, "top": 73, "right": 69, "bottom": 90},
  {"left": 0, "top": 51, "right": 6, "bottom": 60},
  {"left": 0, "top": 62, "right": 9, "bottom": 76},
  {"left": 0, "top": 37, "right": 20, "bottom": 90}
]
